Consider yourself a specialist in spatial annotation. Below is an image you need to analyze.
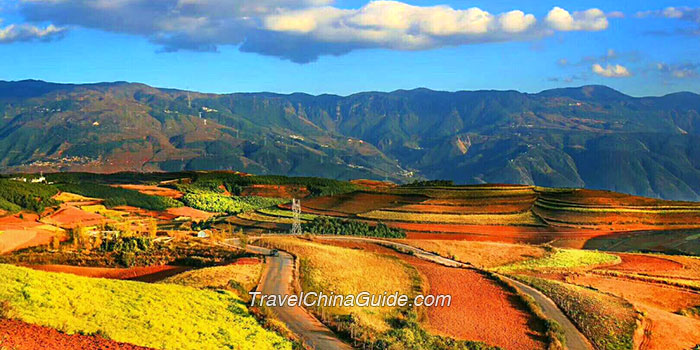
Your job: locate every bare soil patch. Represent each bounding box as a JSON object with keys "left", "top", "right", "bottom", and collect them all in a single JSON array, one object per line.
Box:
[
  {"left": 114, "top": 184, "right": 183, "bottom": 199},
  {"left": 26, "top": 264, "right": 191, "bottom": 282},
  {"left": 41, "top": 205, "right": 105, "bottom": 229},
  {"left": 0, "top": 319, "right": 154, "bottom": 350},
  {"left": 166, "top": 206, "right": 216, "bottom": 221},
  {"left": 240, "top": 184, "right": 309, "bottom": 198},
  {"left": 0, "top": 213, "right": 61, "bottom": 253},
  {"left": 301, "top": 191, "right": 425, "bottom": 214},
  {"left": 601, "top": 253, "right": 684, "bottom": 273},
  {"left": 325, "top": 240, "right": 547, "bottom": 350}
]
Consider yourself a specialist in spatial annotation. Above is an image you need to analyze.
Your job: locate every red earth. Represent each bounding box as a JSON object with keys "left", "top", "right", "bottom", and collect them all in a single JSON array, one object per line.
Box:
[
  {"left": 240, "top": 184, "right": 310, "bottom": 198},
  {"left": 26, "top": 265, "right": 191, "bottom": 282},
  {"left": 388, "top": 203, "right": 532, "bottom": 214},
  {"left": 0, "top": 319, "right": 154, "bottom": 350},
  {"left": 113, "top": 185, "right": 183, "bottom": 199},
  {"left": 0, "top": 213, "right": 59, "bottom": 253},
  {"left": 300, "top": 192, "right": 425, "bottom": 214},
  {"left": 600, "top": 253, "right": 684, "bottom": 273},
  {"left": 41, "top": 205, "right": 105, "bottom": 229},
  {"left": 325, "top": 240, "right": 547, "bottom": 350}
]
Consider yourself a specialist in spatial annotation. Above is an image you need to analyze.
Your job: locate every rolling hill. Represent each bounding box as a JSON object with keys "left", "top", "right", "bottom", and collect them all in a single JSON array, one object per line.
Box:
[{"left": 1, "top": 80, "right": 699, "bottom": 200}]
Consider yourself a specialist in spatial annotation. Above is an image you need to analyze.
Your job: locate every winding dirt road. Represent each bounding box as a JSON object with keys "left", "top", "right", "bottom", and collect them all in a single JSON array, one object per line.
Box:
[
  {"left": 226, "top": 240, "right": 353, "bottom": 350},
  {"left": 230, "top": 235, "right": 594, "bottom": 350},
  {"left": 316, "top": 236, "right": 594, "bottom": 350}
]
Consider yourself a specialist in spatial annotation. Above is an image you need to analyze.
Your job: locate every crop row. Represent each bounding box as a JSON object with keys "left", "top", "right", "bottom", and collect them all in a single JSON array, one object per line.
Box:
[{"left": 357, "top": 210, "right": 543, "bottom": 226}]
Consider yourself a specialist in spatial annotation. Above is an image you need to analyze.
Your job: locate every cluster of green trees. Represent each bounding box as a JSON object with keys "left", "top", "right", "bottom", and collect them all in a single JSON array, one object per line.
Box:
[
  {"left": 375, "top": 311, "right": 497, "bottom": 350},
  {"left": 100, "top": 236, "right": 153, "bottom": 253},
  {"left": 401, "top": 180, "right": 454, "bottom": 187},
  {"left": 0, "top": 179, "right": 59, "bottom": 212},
  {"left": 191, "top": 173, "right": 358, "bottom": 197},
  {"left": 302, "top": 217, "right": 406, "bottom": 238},
  {"left": 46, "top": 172, "right": 184, "bottom": 185},
  {"left": 57, "top": 183, "right": 181, "bottom": 211},
  {"left": 181, "top": 191, "right": 286, "bottom": 214}
]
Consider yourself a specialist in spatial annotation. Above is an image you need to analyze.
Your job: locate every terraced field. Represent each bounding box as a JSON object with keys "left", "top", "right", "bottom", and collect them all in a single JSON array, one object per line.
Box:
[{"left": 259, "top": 185, "right": 700, "bottom": 251}]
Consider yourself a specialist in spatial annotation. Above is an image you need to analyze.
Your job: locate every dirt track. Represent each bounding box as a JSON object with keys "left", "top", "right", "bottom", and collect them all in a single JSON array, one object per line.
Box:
[
  {"left": 226, "top": 240, "right": 352, "bottom": 350},
  {"left": 317, "top": 236, "right": 595, "bottom": 350}
]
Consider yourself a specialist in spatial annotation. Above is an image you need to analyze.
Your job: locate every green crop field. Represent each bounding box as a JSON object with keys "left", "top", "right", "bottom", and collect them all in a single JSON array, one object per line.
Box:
[
  {"left": 496, "top": 249, "right": 620, "bottom": 272},
  {"left": 0, "top": 264, "right": 291, "bottom": 350},
  {"left": 181, "top": 191, "right": 287, "bottom": 214}
]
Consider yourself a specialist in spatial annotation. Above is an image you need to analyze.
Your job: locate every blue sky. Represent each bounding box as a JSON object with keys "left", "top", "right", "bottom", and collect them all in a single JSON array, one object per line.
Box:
[{"left": 0, "top": 0, "right": 699, "bottom": 96}]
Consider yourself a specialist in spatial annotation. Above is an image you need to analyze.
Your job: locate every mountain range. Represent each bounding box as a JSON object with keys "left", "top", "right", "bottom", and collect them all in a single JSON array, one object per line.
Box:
[{"left": 1, "top": 80, "right": 699, "bottom": 201}]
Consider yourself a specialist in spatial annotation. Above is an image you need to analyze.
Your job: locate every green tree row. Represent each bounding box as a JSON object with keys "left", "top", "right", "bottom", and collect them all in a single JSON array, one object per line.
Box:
[
  {"left": 0, "top": 179, "right": 59, "bottom": 212},
  {"left": 302, "top": 217, "right": 406, "bottom": 238},
  {"left": 57, "top": 183, "right": 181, "bottom": 211}
]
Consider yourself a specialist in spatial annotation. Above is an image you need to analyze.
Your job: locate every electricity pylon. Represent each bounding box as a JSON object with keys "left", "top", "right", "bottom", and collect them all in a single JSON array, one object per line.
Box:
[{"left": 291, "top": 198, "right": 302, "bottom": 235}]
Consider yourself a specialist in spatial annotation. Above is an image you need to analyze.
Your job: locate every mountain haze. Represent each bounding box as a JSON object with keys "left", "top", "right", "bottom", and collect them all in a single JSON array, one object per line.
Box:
[{"left": 1, "top": 80, "right": 699, "bottom": 200}]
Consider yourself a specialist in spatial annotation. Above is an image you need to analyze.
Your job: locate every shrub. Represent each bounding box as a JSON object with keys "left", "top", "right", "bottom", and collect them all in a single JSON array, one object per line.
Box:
[
  {"left": 302, "top": 217, "right": 406, "bottom": 238},
  {"left": 0, "top": 300, "right": 12, "bottom": 319}
]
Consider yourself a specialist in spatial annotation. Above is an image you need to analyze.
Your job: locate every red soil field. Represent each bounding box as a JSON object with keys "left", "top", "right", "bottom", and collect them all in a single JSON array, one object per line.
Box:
[
  {"left": 301, "top": 191, "right": 425, "bottom": 214},
  {"left": 538, "top": 188, "right": 700, "bottom": 207},
  {"left": 396, "top": 223, "right": 617, "bottom": 246},
  {"left": 114, "top": 184, "right": 183, "bottom": 199},
  {"left": 0, "top": 213, "right": 59, "bottom": 253},
  {"left": 601, "top": 254, "right": 684, "bottom": 273},
  {"left": 42, "top": 205, "right": 105, "bottom": 229},
  {"left": 421, "top": 195, "right": 537, "bottom": 207},
  {"left": 240, "top": 184, "right": 310, "bottom": 198},
  {"left": 388, "top": 203, "right": 532, "bottom": 214},
  {"left": 166, "top": 206, "right": 216, "bottom": 221},
  {"left": 0, "top": 230, "right": 55, "bottom": 254},
  {"left": 26, "top": 264, "right": 191, "bottom": 282},
  {"left": 349, "top": 179, "right": 396, "bottom": 190},
  {"left": 567, "top": 273, "right": 700, "bottom": 349},
  {"left": 326, "top": 241, "right": 547, "bottom": 350},
  {"left": 534, "top": 204, "right": 700, "bottom": 230},
  {"left": 114, "top": 206, "right": 214, "bottom": 222},
  {"left": 0, "top": 319, "right": 154, "bottom": 350}
]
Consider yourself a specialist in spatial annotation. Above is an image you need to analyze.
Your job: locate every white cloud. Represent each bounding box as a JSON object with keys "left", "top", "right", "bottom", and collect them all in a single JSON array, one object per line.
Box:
[
  {"left": 592, "top": 63, "right": 631, "bottom": 78},
  {"left": 0, "top": 21, "right": 65, "bottom": 43},
  {"left": 607, "top": 11, "right": 625, "bottom": 19},
  {"left": 16, "top": 0, "right": 610, "bottom": 62},
  {"left": 656, "top": 62, "right": 698, "bottom": 79},
  {"left": 636, "top": 6, "right": 700, "bottom": 22},
  {"left": 545, "top": 7, "right": 608, "bottom": 31},
  {"left": 263, "top": 1, "right": 540, "bottom": 51}
]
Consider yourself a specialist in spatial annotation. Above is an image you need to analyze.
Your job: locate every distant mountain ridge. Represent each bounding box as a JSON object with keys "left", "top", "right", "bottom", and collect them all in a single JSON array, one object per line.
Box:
[{"left": 1, "top": 80, "right": 699, "bottom": 201}]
